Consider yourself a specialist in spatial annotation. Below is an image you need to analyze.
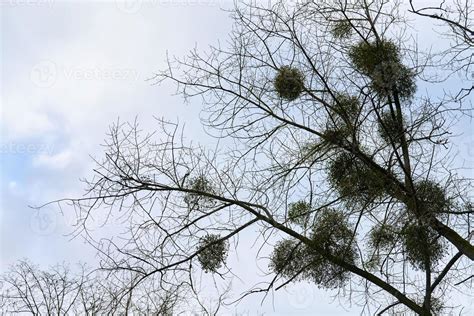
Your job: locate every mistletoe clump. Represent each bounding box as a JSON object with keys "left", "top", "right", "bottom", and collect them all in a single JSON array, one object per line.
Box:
[
  {"left": 269, "top": 239, "right": 306, "bottom": 278},
  {"left": 322, "top": 127, "right": 354, "bottom": 146},
  {"left": 378, "top": 111, "right": 405, "bottom": 145},
  {"left": 332, "top": 94, "right": 360, "bottom": 123},
  {"left": 274, "top": 66, "right": 305, "bottom": 101},
  {"left": 331, "top": 20, "right": 352, "bottom": 39},
  {"left": 270, "top": 209, "right": 356, "bottom": 289},
  {"left": 349, "top": 40, "right": 416, "bottom": 99},
  {"left": 184, "top": 175, "right": 216, "bottom": 209},
  {"left": 413, "top": 180, "right": 450, "bottom": 219},
  {"left": 287, "top": 201, "right": 311, "bottom": 227},
  {"left": 327, "top": 152, "right": 388, "bottom": 203},
  {"left": 369, "top": 223, "right": 398, "bottom": 251},
  {"left": 324, "top": 94, "right": 361, "bottom": 144},
  {"left": 197, "top": 234, "right": 229, "bottom": 273},
  {"left": 311, "top": 209, "right": 356, "bottom": 260},
  {"left": 402, "top": 223, "right": 445, "bottom": 270},
  {"left": 349, "top": 40, "right": 400, "bottom": 75},
  {"left": 372, "top": 63, "right": 416, "bottom": 100}
]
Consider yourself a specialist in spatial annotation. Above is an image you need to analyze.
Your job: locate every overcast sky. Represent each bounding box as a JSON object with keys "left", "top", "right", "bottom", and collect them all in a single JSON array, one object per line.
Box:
[{"left": 1, "top": 1, "right": 473, "bottom": 315}]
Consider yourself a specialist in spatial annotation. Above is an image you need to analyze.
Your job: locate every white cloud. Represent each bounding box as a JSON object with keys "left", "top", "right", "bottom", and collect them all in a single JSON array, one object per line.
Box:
[
  {"left": 2, "top": 95, "right": 56, "bottom": 139},
  {"left": 33, "top": 149, "right": 72, "bottom": 169},
  {"left": 1, "top": 1, "right": 233, "bottom": 273}
]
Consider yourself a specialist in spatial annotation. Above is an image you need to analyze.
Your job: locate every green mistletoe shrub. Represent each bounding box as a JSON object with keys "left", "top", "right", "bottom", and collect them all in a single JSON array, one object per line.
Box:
[
  {"left": 184, "top": 175, "right": 216, "bottom": 209},
  {"left": 332, "top": 20, "right": 352, "bottom": 39},
  {"left": 197, "top": 234, "right": 229, "bottom": 273},
  {"left": 274, "top": 66, "right": 305, "bottom": 101},
  {"left": 402, "top": 223, "right": 445, "bottom": 270},
  {"left": 349, "top": 40, "right": 416, "bottom": 99},
  {"left": 270, "top": 209, "right": 357, "bottom": 288},
  {"left": 378, "top": 111, "right": 405, "bottom": 145},
  {"left": 327, "top": 152, "right": 389, "bottom": 203},
  {"left": 287, "top": 201, "right": 311, "bottom": 227}
]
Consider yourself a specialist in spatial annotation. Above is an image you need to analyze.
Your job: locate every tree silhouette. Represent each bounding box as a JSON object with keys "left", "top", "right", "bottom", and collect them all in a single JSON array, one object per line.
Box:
[
  {"left": 38, "top": 1, "right": 473, "bottom": 315},
  {"left": 0, "top": 260, "right": 179, "bottom": 315}
]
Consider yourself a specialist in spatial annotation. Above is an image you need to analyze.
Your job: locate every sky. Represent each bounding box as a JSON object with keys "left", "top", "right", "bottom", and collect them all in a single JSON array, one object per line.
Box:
[
  {"left": 0, "top": 0, "right": 233, "bottom": 267},
  {"left": 0, "top": 0, "right": 473, "bottom": 315}
]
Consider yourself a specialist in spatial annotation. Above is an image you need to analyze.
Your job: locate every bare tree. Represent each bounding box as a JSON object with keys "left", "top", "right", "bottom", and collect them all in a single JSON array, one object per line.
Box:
[
  {"left": 409, "top": 0, "right": 473, "bottom": 99},
  {"left": 0, "top": 260, "right": 178, "bottom": 315},
  {"left": 39, "top": 1, "right": 473, "bottom": 315}
]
